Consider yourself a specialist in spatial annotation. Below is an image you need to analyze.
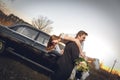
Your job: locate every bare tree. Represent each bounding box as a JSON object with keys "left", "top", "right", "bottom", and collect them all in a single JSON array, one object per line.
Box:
[{"left": 32, "top": 16, "right": 53, "bottom": 34}]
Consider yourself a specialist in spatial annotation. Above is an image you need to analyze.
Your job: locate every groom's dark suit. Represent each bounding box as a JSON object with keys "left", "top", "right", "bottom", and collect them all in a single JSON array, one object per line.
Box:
[{"left": 51, "top": 41, "right": 80, "bottom": 80}]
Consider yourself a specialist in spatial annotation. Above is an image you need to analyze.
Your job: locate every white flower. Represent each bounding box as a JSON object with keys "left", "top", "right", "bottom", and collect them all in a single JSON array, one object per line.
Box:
[{"left": 75, "top": 57, "right": 89, "bottom": 72}]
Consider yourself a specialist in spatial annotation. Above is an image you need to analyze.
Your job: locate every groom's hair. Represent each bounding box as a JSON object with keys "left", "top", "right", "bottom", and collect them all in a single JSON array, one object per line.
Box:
[{"left": 75, "top": 30, "right": 88, "bottom": 38}]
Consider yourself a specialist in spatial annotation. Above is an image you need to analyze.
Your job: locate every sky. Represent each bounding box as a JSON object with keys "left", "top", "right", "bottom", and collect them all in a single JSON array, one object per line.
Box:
[{"left": 2, "top": 0, "right": 120, "bottom": 71}]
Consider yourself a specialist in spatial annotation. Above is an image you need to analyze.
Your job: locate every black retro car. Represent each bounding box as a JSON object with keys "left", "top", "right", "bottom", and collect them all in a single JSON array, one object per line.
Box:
[{"left": 0, "top": 24, "right": 64, "bottom": 75}]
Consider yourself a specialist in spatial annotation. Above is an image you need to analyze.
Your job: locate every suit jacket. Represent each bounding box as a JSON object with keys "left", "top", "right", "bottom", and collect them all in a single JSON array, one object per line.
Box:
[{"left": 51, "top": 41, "right": 80, "bottom": 80}]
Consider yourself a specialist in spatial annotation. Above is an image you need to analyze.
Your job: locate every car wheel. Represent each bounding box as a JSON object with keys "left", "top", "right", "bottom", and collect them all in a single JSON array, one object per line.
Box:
[{"left": 0, "top": 40, "right": 5, "bottom": 54}]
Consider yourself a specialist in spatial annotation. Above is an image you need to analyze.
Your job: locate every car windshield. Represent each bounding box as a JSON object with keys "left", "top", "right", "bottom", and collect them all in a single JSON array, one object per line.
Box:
[{"left": 16, "top": 26, "right": 38, "bottom": 40}]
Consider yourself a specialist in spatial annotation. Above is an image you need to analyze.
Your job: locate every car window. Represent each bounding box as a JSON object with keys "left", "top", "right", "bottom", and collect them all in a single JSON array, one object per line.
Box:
[
  {"left": 16, "top": 26, "right": 38, "bottom": 40},
  {"left": 36, "top": 33, "right": 49, "bottom": 46},
  {"left": 58, "top": 42, "right": 65, "bottom": 50}
]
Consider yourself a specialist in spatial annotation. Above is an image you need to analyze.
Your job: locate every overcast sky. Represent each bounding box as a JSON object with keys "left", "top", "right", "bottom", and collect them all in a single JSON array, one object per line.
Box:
[{"left": 2, "top": 0, "right": 120, "bottom": 71}]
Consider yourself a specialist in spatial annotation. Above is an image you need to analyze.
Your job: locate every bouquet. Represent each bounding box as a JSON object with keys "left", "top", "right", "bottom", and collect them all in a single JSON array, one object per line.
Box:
[
  {"left": 75, "top": 57, "right": 89, "bottom": 72},
  {"left": 74, "top": 57, "right": 89, "bottom": 80},
  {"left": 69, "top": 57, "right": 89, "bottom": 80}
]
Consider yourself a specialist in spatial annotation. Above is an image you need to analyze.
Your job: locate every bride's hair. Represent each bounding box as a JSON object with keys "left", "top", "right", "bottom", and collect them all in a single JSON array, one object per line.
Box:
[{"left": 46, "top": 35, "right": 60, "bottom": 51}]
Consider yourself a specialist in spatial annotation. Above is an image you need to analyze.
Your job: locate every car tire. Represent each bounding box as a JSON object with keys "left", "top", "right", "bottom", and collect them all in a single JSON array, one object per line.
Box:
[{"left": 0, "top": 40, "right": 5, "bottom": 54}]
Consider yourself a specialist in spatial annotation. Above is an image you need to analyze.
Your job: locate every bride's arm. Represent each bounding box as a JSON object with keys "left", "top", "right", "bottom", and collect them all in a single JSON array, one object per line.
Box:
[{"left": 59, "top": 33, "right": 85, "bottom": 57}]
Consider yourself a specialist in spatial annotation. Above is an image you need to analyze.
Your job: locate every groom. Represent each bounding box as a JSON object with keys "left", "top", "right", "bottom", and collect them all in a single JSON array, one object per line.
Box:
[{"left": 51, "top": 30, "right": 88, "bottom": 80}]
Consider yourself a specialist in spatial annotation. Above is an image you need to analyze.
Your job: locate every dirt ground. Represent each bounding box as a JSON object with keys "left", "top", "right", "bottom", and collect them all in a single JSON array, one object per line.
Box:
[{"left": 0, "top": 53, "right": 49, "bottom": 80}]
